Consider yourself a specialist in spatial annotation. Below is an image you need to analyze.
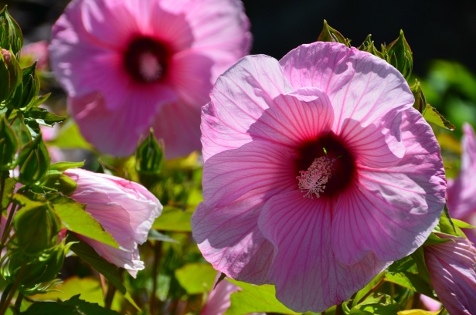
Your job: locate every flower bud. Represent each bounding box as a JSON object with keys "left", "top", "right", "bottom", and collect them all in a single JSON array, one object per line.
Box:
[
  {"left": 0, "top": 6, "right": 23, "bottom": 55},
  {"left": 18, "top": 134, "right": 50, "bottom": 185},
  {"left": 0, "top": 48, "right": 22, "bottom": 103},
  {"left": 386, "top": 30, "right": 413, "bottom": 80},
  {"left": 0, "top": 116, "right": 18, "bottom": 170},
  {"left": 6, "top": 62, "right": 40, "bottom": 110},
  {"left": 14, "top": 202, "right": 61, "bottom": 254},
  {"left": 135, "top": 129, "right": 164, "bottom": 185}
]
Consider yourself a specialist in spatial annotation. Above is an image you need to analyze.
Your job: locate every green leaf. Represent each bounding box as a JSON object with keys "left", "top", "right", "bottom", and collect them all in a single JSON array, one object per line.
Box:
[
  {"left": 24, "top": 106, "right": 66, "bottom": 126},
  {"left": 350, "top": 293, "right": 399, "bottom": 315},
  {"left": 452, "top": 218, "right": 475, "bottom": 229},
  {"left": 175, "top": 263, "right": 216, "bottom": 295},
  {"left": 422, "top": 104, "right": 455, "bottom": 130},
  {"left": 49, "top": 161, "right": 85, "bottom": 172},
  {"left": 47, "top": 120, "right": 94, "bottom": 150},
  {"left": 352, "top": 272, "right": 385, "bottom": 307},
  {"left": 1, "top": 177, "right": 16, "bottom": 209},
  {"left": 384, "top": 272, "right": 434, "bottom": 297},
  {"left": 49, "top": 195, "right": 119, "bottom": 248},
  {"left": 21, "top": 294, "right": 121, "bottom": 315},
  {"left": 31, "top": 276, "right": 119, "bottom": 309},
  {"left": 68, "top": 234, "right": 140, "bottom": 311},
  {"left": 147, "top": 229, "right": 178, "bottom": 243},
  {"left": 225, "top": 279, "right": 298, "bottom": 315},
  {"left": 153, "top": 206, "right": 192, "bottom": 232}
]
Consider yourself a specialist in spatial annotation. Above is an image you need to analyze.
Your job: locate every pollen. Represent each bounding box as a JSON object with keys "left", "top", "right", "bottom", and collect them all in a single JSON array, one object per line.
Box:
[
  {"left": 139, "top": 52, "right": 163, "bottom": 82},
  {"left": 297, "top": 155, "right": 335, "bottom": 199}
]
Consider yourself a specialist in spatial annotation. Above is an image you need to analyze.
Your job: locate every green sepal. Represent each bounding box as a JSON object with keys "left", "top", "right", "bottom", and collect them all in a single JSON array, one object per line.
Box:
[
  {"left": 386, "top": 30, "right": 413, "bottom": 79},
  {"left": 49, "top": 161, "right": 85, "bottom": 172},
  {"left": 0, "top": 116, "right": 18, "bottom": 170},
  {"left": 410, "top": 80, "right": 426, "bottom": 113},
  {"left": 0, "top": 6, "right": 23, "bottom": 56},
  {"left": 17, "top": 134, "right": 50, "bottom": 185},
  {"left": 0, "top": 48, "right": 22, "bottom": 104},
  {"left": 13, "top": 196, "right": 61, "bottom": 254},
  {"left": 357, "top": 34, "right": 384, "bottom": 58},
  {"left": 317, "top": 20, "right": 351, "bottom": 46},
  {"left": 6, "top": 61, "right": 40, "bottom": 110}
]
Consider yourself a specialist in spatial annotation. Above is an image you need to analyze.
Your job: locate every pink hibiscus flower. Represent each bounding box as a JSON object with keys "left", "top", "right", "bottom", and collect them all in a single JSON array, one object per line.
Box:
[
  {"left": 424, "top": 233, "right": 476, "bottom": 315},
  {"left": 49, "top": 0, "right": 251, "bottom": 158},
  {"left": 447, "top": 123, "right": 476, "bottom": 243},
  {"left": 192, "top": 42, "right": 446, "bottom": 312},
  {"left": 64, "top": 168, "right": 162, "bottom": 277}
]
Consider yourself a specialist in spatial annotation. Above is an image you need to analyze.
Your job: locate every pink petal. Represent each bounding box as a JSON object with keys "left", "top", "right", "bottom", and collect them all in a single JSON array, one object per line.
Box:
[
  {"left": 447, "top": 123, "right": 476, "bottom": 243},
  {"left": 424, "top": 234, "right": 476, "bottom": 315},
  {"left": 150, "top": 101, "right": 202, "bottom": 159},
  {"left": 280, "top": 42, "right": 414, "bottom": 137},
  {"left": 70, "top": 86, "right": 177, "bottom": 157},
  {"left": 81, "top": 0, "right": 140, "bottom": 48},
  {"left": 332, "top": 108, "right": 446, "bottom": 265},
  {"left": 200, "top": 275, "right": 240, "bottom": 315},
  {"left": 77, "top": 235, "right": 144, "bottom": 278},
  {"left": 201, "top": 55, "right": 293, "bottom": 161},
  {"left": 192, "top": 193, "right": 274, "bottom": 284},
  {"left": 258, "top": 191, "right": 388, "bottom": 312},
  {"left": 248, "top": 87, "right": 334, "bottom": 146},
  {"left": 169, "top": 51, "right": 214, "bottom": 107}
]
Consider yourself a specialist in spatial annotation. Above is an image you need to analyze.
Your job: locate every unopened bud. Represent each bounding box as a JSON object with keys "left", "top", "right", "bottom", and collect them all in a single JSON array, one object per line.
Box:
[
  {"left": 386, "top": 30, "right": 413, "bottom": 79},
  {"left": 317, "top": 20, "right": 350, "bottom": 46},
  {"left": 18, "top": 134, "right": 50, "bottom": 185},
  {"left": 135, "top": 129, "right": 164, "bottom": 186}
]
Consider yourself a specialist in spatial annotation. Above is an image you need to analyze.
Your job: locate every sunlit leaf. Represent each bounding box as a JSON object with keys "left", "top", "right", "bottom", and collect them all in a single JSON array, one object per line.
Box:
[
  {"left": 398, "top": 310, "right": 439, "bottom": 315},
  {"left": 352, "top": 272, "right": 385, "bottom": 307},
  {"left": 21, "top": 294, "right": 121, "bottom": 315},
  {"left": 175, "top": 263, "right": 216, "bottom": 295},
  {"left": 47, "top": 120, "right": 94, "bottom": 150},
  {"left": 153, "top": 206, "right": 192, "bottom": 232},
  {"left": 225, "top": 279, "right": 298, "bottom": 315},
  {"left": 423, "top": 104, "right": 455, "bottom": 130},
  {"left": 49, "top": 195, "right": 119, "bottom": 248}
]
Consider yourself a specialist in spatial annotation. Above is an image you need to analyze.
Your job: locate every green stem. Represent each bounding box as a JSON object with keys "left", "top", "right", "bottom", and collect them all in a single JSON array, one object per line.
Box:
[
  {"left": 104, "top": 282, "right": 116, "bottom": 310},
  {"left": 149, "top": 241, "right": 163, "bottom": 315},
  {"left": 0, "top": 171, "right": 7, "bottom": 227},
  {"left": 0, "top": 202, "right": 17, "bottom": 251},
  {"left": 0, "top": 264, "right": 24, "bottom": 315},
  {"left": 335, "top": 303, "right": 344, "bottom": 315},
  {"left": 14, "top": 292, "right": 23, "bottom": 312}
]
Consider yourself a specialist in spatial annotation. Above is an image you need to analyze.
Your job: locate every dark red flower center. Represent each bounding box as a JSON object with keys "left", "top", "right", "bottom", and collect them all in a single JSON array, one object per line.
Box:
[
  {"left": 123, "top": 36, "right": 170, "bottom": 84},
  {"left": 295, "top": 132, "right": 356, "bottom": 199}
]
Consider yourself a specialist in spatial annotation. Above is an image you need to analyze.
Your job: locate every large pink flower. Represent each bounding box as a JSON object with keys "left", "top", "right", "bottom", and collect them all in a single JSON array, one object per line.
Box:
[
  {"left": 49, "top": 0, "right": 251, "bottom": 158},
  {"left": 192, "top": 42, "right": 446, "bottom": 312},
  {"left": 64, "top": 168, "right": 162, "bottom": 277},
  {"left": 447, "top": 123, "right": 476, "bottom": 243},
  {"left": 424, "top": 233, "right": 476, "bottom": 315}
]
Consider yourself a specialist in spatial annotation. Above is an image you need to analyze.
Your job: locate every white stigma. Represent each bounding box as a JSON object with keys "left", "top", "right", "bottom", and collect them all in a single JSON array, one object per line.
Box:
[
  {"left": 139, "top": 51, "right": 163, "bottom": 82},
  {"left": 297, "top": 155, "right": 335, "bottom": 199}
]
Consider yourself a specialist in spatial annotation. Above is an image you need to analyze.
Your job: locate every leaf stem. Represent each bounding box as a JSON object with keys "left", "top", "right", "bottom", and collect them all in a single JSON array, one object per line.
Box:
[{"left": 149, "top": 240, "right": 163, "bottom": 315}]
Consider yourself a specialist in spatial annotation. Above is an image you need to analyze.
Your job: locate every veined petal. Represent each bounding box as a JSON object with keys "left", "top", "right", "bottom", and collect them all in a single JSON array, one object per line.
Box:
[
  {"left": 332, "top": 108, "right": 445, "bottom": 264},
  {"left": 192, "top": 194, "right": 274, "bottom": 284},
  {"left": 70, "top": 84, "right": 177, "bottom": 156},
  {"left": 201, "top": 140, "right": 294, "bottom": 209},
  {"left": 280, "top": 42, "right": 414, "bottom": 134},
  {"left": 258, "top": 191, "right": 388, "bottom": 312},
  {"left": 447, "top": 123, "right": 476, "bottom": 244},
  {"left": 201, "top": 55, "right": 293, "bottom": 161},
  {"left": 424, "top": 234, "right": 476, "bottom": 315},
  {"left": 247, "top": 87, "right": 334, "bottom": 146}
]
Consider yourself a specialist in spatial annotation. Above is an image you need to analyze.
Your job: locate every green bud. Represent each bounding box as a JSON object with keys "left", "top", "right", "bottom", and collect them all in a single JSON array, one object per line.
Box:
[
  {"left": 0, "top": 48, "right": 22, "bottom": 102},
  {"left": 5, "top": 244, "right": 66, "bottom": 288},
  {"left": 135, "top": 129, "right": 164, "bottom": 186},
  {"left": 386, "top": 30, "right": 413, "bottom": 80},
  {"left": 42, "top": 172, "right": 78, "bottom": 195},
  {"left": 317, "top": 20, "right": 351, "bottom": 46},
  {"left": 14, "top": 202, "right": 61, "bottom": 254},
  {"left": 0, "top": 116, "right": 18, "bottom": 170},
  {"left": 6, "top": 62, "right": 40, "bottom": 110},
  {"left": 18, "top": 134, "right": 50, "bottom": 185},
  {"left": 410, "top": 79, "right": 426, "bottom": 113},
  {"left": 0, "top": 6, "right": 23, "bottom": 56},
  {"left": 357, "top": 34, "right": 384, "bottom": 58}
]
